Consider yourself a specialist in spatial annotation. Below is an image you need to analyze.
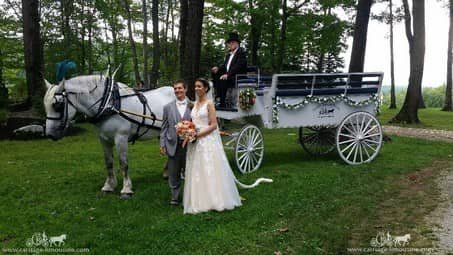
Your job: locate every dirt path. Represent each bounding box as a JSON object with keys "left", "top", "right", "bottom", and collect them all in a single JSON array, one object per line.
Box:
[
  {"left": 383, "top": 126, "right": 453, "bottom": 253},
  {"left": 426, "top": 171, "right": 453, "bottom": 254},
  {"left": 382, "top": 126, "right": 453, "bottom": 143}
]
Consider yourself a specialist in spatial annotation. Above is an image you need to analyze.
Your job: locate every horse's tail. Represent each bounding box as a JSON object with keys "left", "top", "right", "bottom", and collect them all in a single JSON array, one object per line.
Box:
[{"left": 234, "top": 176, "right": 273, "bottom": 189}]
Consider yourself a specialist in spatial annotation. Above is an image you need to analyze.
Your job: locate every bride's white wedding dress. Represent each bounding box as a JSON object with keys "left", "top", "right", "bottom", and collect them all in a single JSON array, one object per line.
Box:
[{"left": 183, "top": 100, "right": 242, "bottom": 214}]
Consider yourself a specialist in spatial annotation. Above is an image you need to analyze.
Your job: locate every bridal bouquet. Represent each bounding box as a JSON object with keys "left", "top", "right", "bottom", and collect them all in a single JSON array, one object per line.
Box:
[{"left": 175, "top": 120, "right": 197, "bottom": 148}]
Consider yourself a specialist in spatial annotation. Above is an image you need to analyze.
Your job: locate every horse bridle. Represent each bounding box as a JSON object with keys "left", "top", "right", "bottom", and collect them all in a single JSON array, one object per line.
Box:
[
  {"left": 46, "top": 90, "right": 77, "bottom": 132},
  {"left": 46, "top": 77, "right": 110, "bottom": 132}
]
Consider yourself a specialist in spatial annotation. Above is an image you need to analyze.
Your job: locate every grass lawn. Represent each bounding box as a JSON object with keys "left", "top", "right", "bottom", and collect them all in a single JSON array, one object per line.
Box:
[
  {"left": 379, "top": 107, "right": 453, "bottom": 131},
  {"left": 1, "top": 123, "right": 452, "bottom": 254}
]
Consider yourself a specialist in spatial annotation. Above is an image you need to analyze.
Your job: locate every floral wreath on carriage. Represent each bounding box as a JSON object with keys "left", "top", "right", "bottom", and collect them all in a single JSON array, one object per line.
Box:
[{"left": 238, "top": 88, "right": 256, "bottom": 111}]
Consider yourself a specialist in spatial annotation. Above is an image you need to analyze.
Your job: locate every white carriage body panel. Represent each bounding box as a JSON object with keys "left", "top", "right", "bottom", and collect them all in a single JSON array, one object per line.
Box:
[{"left": 271, "top": 95, "right": 377, "bottom": 129}]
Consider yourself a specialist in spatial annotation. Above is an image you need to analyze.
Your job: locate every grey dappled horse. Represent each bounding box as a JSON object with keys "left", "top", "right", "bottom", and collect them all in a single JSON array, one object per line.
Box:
[{"left": 44, "top": 74, "right": 174, "bottom": 198}]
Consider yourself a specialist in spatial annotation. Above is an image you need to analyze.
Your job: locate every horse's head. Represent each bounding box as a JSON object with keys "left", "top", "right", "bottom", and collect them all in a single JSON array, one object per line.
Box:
[{"left": 43, "top": 79, "right": 78, "bottom": 140}]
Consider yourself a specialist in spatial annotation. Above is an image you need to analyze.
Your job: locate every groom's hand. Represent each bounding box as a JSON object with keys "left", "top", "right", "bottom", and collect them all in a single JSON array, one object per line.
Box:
[{"left": 160, "top": 147, "right": 166, "bottom": 155}]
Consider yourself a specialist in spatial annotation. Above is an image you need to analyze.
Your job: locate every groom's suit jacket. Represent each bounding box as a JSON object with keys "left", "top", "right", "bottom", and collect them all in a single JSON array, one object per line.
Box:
[{"left": 160, "top": 100, "right": 193, "bottom": 157}]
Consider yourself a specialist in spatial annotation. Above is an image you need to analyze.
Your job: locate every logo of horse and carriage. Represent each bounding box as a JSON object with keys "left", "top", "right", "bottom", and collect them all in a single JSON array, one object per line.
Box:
[
  {"left": 370, "top": 231, "right": 411, "bottom": 248},
  {"left": 25, "top": 232, "right": 67, "bottom": 247}
]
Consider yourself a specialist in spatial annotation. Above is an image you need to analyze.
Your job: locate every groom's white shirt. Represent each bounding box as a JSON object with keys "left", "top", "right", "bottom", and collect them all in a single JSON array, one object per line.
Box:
[{"left": 176, "top": 98, "right": 188, "bottom": 118}]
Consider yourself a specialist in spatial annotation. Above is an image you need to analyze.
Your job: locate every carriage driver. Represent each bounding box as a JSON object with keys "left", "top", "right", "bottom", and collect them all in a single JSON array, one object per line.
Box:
[{"left": 211, "top": 32, "right": 247, "bottom": 108}]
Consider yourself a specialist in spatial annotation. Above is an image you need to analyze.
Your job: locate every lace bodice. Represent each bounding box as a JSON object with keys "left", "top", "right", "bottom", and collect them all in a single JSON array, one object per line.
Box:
[{"left": 191, "top": 100, "right": 211, "bottom": 128}]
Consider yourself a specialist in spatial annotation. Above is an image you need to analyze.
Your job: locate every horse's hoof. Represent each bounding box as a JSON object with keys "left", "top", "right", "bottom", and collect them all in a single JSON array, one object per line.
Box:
[{"left": 120, "top": 193, "right": 132, "bottom": 200}]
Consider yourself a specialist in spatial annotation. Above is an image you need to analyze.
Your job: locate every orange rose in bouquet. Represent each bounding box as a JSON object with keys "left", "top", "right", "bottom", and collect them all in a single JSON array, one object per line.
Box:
[{"left": 175, "top": 120, "right": 197, "bottom": 148}]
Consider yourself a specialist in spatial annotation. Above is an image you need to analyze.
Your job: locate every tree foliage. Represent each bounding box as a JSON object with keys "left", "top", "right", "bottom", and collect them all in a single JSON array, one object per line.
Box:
[{"left": 0, "top": 0, "right": 362, "bottom": 105}]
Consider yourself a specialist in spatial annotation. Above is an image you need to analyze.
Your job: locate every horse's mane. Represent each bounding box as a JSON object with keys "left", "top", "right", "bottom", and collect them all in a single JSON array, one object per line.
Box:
[{"left": 64, "top": 75, "right": 132, "bottom": 94}]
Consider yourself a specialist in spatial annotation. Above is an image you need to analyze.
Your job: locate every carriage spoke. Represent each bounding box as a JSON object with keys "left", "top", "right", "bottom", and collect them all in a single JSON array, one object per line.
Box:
[
  {"left": 363, "top": 133, "right": 381, "bottom": 139},
  {"left": 250, "top": 152, "right": 258, "bottom": 167},
  {"left": 346, "top": 143, "right": 358, "bottom": 160},
  {"left": 358, "top": 143, "right": 364, "bottom": 162},
  {"left": 341, "top": 140, "right": 356, "bottom": 154},
  {"left": 247, "top": 153, "right": 253, "bottom": 172},
  {"left": 339, "top": 132, "right": 357, "bottom": 140},
  {"left": 252, "top": 146, "right": 264, "bottom": 151},
  {"left": 361, "top": 117, "right": 374, "bottom": 133},
  {"left": 353, "top": 142, "right": 359, "bottom": 163},
  {"left": 359, "top": 114, "right": 367, "bottom": 133},
  {"left": 240, "top": 153, "right": 249, "bottom": 170},
  {"left": 338, "top": 138, "right": 356, "bottom": 145},
  {"left": 343, "top": 125, "right": 357, "bottom": 136},
  {"left": 238, "top": 151, "right": 248, "bottom": 161},
  {"left": 364, "top": 138, "right": 380, "bottom": 144},
  {"left": 362, "top": 142, "right": 371, "bottom": 159},
  {"left": 362, "top": 140, "right": 378, "bottom": 152},
  {"left": 251, "top": 130, "right": 260, "bottom": 146},
  {"left": 362, "top": 125, "right": 378, "bottom": 137},
  {"left": 253, "top": 140, "right": 263, "bottom": 148}
]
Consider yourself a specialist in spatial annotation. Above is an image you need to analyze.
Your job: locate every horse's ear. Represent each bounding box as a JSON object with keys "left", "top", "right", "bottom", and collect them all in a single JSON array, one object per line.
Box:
[
  {"left": 44, "top": 79, "right": 53, "bottom": 89},
  {"left": 55, "top": 79, "right": 65, "bottom": 92}
]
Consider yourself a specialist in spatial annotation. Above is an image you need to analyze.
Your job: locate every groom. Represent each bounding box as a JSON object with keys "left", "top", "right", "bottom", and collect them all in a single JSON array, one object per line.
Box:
[{"left": 160, "top": 80, "right": 192, "bottom": 206}]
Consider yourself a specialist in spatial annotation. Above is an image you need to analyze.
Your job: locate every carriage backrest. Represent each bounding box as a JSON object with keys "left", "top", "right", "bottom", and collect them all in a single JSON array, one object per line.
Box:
[{"left": 273, "top": 72, "right": 383, "bottom": 97}]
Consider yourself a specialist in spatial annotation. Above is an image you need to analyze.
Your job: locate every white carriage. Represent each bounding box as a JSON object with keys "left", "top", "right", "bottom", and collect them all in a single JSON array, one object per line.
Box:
[{"left": 216, "top": 70, "right": 384, "bottom": 173}]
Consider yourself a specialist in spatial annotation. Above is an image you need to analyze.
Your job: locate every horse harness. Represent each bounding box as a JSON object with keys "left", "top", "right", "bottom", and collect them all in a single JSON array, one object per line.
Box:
[{"left": 47, "top": 77, "right": 158, "bottom": 143}]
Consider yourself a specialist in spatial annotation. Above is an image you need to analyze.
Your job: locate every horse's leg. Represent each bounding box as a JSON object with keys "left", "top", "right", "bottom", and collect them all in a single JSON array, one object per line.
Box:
[
  {"left": 100, "top": 138, "right": 117, "bottom": 192},
  {"left": 115, "top": 134, "right": 133, "bottom": 198}
]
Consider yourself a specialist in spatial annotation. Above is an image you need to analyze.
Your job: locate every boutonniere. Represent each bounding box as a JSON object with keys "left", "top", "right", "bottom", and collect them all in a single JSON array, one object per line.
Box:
[{"left": 188, "top": 101, "right": 194, "bottom": 109}]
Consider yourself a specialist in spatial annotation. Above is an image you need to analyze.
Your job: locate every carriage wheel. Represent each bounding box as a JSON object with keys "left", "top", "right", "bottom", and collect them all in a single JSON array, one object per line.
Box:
[
  {"left": 336, "top": 111, "right": 383, "bottom": 165},
  {"left": 235, "top": 124, "right": 264, "bottom": 174},
  {"left": 299, "top": 127, "right": 336, "bottom": 155}
]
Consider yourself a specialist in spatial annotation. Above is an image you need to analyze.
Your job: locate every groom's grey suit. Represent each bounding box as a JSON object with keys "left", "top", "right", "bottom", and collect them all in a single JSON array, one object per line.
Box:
[{"left": 160, "top": 100, "right": 192, "bottom": 203}]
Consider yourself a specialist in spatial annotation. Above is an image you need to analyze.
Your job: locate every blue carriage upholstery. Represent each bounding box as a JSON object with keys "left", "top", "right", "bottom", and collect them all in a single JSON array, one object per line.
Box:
[
  {"left": 235, "top": 66, "right": 272, "bottom": 97},
  {"left": 274, "top": 73, "right": 382, "bottom": 97}
]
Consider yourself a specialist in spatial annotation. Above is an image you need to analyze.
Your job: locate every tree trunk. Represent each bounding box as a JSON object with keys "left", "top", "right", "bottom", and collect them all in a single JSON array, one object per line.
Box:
[
  {"left": 443, "top": 0, "right": 453, "bottom": 111},
  {"left": 0, "top": 48, "right": 7, "bottom": 108},
  {"left": 150, "top": 0, "right": 160, "bottom": 87},
  {"left": 276, "top": 0, "right": 287, "bottom": 73},
  {"left": 22, "top": 0, "right": 44, "bottom": 109},
  {"left": 348, "top": 0, "right": 373, "bottom": 73},
  {"left": 80, "top": 2, "right": 86, "bottom": 74},
  {"left": 111, "top": 18, "right": 118, "bottom": 70},
  {"left": 179, "top": 0, "right": 188, "bottom": 78},
  {"left": 143, "top": 0, "right": 149, "bottom": 88},
  {"left": 61, "top": 0, "right": 73, "bottom": 59},
  {"left": 391, "top": 0, "right": 425, "bottom": 123},
  {"left": 248, "top": 0, "right": 262, "bottom": 66},
  {"left": 87, "top": 1, "right": 94, "bottom": 74},
  {"left": 389, "top": 0, "right": 397, "bottom": 109},
  {"left": 163, "top": 0, "right": 171, "bottom": 61},
  {"left": 123, "top": 0, "right": 141, "bottom": 85},
  {"left": 182, "top": 0, "right": 204, "bottom": 99}
]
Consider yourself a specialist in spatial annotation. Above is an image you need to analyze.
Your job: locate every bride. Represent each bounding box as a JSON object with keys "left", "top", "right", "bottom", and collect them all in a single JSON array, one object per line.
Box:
[{"left": 183, "top": 78, "right": 272, "bottom": 214}]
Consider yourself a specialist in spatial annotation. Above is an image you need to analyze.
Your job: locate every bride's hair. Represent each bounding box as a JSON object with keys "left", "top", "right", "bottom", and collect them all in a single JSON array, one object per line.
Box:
[{"left": 195, "top": 78, "right": 210, "bottom": 93}]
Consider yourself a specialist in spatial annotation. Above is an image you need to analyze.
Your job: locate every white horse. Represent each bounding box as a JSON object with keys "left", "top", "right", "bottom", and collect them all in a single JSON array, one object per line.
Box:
[
  {"left": 49, "top": 234, "right": 66, "bottom": 247},
  {"left": 44, "top": 74, "right": 174, "bottom": 198},
  {"left": 393, "top": 234, "right": 411, "bottom": 247}
]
